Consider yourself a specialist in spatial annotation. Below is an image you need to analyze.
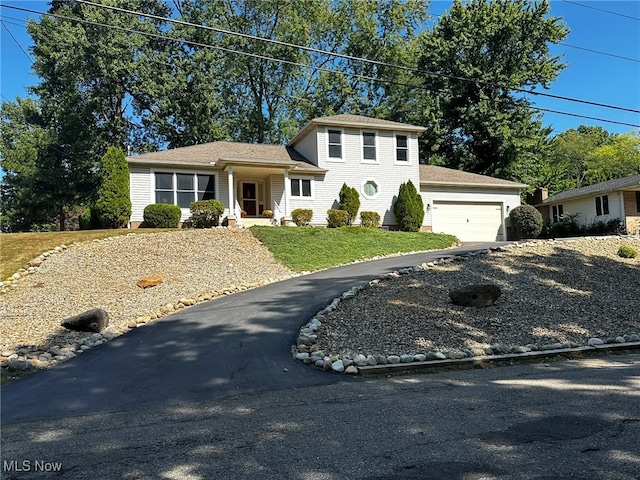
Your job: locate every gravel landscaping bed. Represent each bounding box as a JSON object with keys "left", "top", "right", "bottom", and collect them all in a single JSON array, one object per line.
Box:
[
  {"left": 299, "top": 237, "right": 640, "bottom": 372},
  {"left": 0, "top": 229, "right": 295, "bottom": 372}
]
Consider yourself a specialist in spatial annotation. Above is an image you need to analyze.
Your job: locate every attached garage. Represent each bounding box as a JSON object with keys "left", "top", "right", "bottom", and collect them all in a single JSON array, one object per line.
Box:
[
  {"left": 419, "top": 165, "right": 527, "bottom": 242},
  {"left": 432, "top": 201, "right": 504, "bottom": 242}
]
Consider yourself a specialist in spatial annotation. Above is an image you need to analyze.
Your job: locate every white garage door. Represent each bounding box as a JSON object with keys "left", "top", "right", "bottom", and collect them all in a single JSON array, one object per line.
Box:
[{"left": 432, "top": 202, "right": 504, "bottom": 242}]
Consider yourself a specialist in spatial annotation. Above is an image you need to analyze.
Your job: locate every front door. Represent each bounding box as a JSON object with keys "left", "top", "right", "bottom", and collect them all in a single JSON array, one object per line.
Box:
[{"left": 241, "top": 182, "right": 257, "bottom": 216}]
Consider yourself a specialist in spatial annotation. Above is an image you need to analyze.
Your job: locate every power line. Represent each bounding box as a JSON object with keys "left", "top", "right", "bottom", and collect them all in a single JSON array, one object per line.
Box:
[
  {"left": 561, "top": 0, "right": 640, "bottom": 21},
  {"left": 1, "top": 3, "right": 638, "bottom": 130},
  {"left": 1, "top": 19, "right": 32, "bottom": 61},
  {"left": 560, "top": 43, "right": 639, "bottom": 63},
  {"left": 72, "top": 0, "right": 640, "bottom": 115}
]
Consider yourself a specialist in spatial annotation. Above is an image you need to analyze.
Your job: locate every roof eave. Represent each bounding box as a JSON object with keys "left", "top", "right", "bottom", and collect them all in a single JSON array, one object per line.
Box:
[{"left": 420, "top": 180, "right": 527, "bottom": 189}]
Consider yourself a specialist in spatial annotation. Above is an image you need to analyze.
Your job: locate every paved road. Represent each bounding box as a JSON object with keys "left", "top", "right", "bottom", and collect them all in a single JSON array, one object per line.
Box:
[{"left": 2, "top": 242, "right": 639, "bottom": 479}]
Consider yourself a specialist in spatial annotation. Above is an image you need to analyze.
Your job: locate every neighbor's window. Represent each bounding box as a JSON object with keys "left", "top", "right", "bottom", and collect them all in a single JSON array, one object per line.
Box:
[
  {"left": 362, "top": 180, "right": 379, "bottom": 198},
  {"left": 552, "top": 204, "right": 564, "bottom": 223},
  {"left": 328, "top": 129, "right": 342, "bottom": 159},
  {"left": 636, "top": 191, "right": 640, "bottom": 212},
  {"left": 595, "top": 195, "right": 609, "bottom": 216},
  {"left": 155, "top": 172, "right": 215, "bottom": 207},
  {"left": 291, "top": 178, "right": 312, "bottom": 197},
  {"left": 395, "top": 134, "right": 408, "bottom": 162},
  {"left": 362, "top": 132, "right": 376, "bottom": 161}
]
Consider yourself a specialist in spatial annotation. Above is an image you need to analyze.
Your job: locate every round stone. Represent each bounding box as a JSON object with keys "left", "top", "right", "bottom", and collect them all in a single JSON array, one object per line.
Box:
[{"left": 331, "top": 360, "right": 345, "bottom": 373}]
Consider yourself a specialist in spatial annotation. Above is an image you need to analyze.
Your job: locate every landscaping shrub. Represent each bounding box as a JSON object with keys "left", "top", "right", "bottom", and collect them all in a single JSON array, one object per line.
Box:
[
  {"left": 617, "top": 244, "right": 638, "bottom": 258},
  {"left": 189, "top": 199, "right": 224, "bottom": 227},
  {"left": 393, "top": 180, "right": 424, "bottom": 232},
  {"left": 79, "top": 207, "right": 100, "bottom": 230},
  {"left": 339, "top": 183, "right": 360, "bottom": 225},
  {"left": 94, "top": 147, "right": 132, "bottom": 228},
  {"left": 143, "top": 204, "right": 181, "bottom": 228},
  {"left": 291, "top": 208, "right": 313, "bottom": 226},
  {"left": 327, "top": 209, "right": 349, "bottom": 228},
  {"left": 509, "top": 204, "right": 543, "bottom": 239},
  {"left": 360, "top": 211, "right": 380, "bottom": 228}
]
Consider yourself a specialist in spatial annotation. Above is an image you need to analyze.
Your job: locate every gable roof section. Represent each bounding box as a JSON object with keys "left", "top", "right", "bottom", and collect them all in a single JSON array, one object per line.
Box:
[
  {"left": 288, "top": 114, "right": 426, "bottom": 147},
  {"left": 542, "top": 174, "right": 640, "bottom": 204},
  {"left": 419, "top": 165, "right": 527, "bottom": 189},
  {"left": 127, "top": 141, "right": 326, "bottom": 173}
]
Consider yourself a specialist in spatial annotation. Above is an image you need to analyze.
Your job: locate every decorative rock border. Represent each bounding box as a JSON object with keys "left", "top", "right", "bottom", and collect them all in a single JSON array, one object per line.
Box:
[{"left": 293, "top": 236, "right": 640, "bottom": 375}]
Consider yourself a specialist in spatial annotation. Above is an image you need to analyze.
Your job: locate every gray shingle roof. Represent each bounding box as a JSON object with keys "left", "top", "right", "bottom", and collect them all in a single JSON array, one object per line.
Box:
[
  {"left": 419, "top": 165, "right": 527, "bottom": 188},
  {"left": 127, "top": 141, "right": 325, "bottom": 173},
  {"left": 543, "top": 174, "right": 640, "bottom": 204}
]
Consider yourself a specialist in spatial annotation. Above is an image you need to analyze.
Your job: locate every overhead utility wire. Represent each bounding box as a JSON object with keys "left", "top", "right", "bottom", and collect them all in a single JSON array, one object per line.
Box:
[
  {"left": 561, "top": 1, "right": 640, "bottom": 21},
  {"left": 1, "top": 19, "right": 32, "bottom": 61},
  {"left": 2, "top": 4, "right": 639, "bottom": 129},
  {"left": 73, "top": 0, "right": 640, "bottom": 115}
]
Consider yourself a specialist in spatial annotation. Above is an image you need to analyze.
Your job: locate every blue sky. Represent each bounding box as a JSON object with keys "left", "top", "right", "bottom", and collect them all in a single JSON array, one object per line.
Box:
[{"left": 1, "top": 0, "right": 639, "bottom": 136}]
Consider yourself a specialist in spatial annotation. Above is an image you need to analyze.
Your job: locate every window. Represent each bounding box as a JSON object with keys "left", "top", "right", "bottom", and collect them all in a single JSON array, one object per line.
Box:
[
  {"left": 328, "top": 129, "right": 342, "bottom": 159},
  {"left": 595, "top": 195, "right": 609, "bottom": 216},
  {"left": 362, "top": 132, "right": 376, "bottom": 161},
  {"left": 636, "top": 191, "right": 640, "bottom": 212},
  {"left": 362, "top": 179, "right": 379, "bottom": 199},
  {"left": 395, "top": 134, "right": 408, "bottom": 162},
  {"left": 155, "top": 173, "right": 174, "bottom": 204},
  {"left": 155, "top": 172, "right": 215, "bottom": 207},
  {"left": 291, "top": 178, "right": 312, "bottom": 197},
  {"left": 552, "top": 204, "right": 563, "bottom": 223}
]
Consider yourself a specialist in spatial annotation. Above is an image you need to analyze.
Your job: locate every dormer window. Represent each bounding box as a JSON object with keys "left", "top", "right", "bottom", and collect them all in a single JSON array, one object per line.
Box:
[
  {"left": 328, "top": 129, "right": 342, "bottom": 159},
  {"left": 362, "top": 132, "right": 376, "bottom": 162}
]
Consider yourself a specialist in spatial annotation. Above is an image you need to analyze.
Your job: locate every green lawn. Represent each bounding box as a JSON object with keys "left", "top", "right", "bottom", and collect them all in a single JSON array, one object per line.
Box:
[
  {"left": 0, "top": 229, "right": 176, "bottom": 280},
  {"left": 250, "top": 226, "right": 458, "bottom": 272}
]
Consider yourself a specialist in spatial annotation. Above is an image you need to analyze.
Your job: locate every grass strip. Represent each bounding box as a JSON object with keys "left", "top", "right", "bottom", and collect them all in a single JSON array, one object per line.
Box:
[{"left": 250, "top": 226, "right": 458, "bottom": 272}]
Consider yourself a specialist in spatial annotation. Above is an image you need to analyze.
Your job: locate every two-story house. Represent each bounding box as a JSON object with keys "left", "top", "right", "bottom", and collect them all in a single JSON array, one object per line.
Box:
[{"left": 127, "top": 114, "right": 526, "bottom": 241}]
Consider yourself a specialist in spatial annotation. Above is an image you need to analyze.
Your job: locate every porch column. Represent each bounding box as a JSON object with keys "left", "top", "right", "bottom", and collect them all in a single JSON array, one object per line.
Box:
[
  {"left": 283, "top": 169, "right": 291, "bottom": 217},
  {"left": 227, "top": 167, "right": 235, "bottom": 217}
]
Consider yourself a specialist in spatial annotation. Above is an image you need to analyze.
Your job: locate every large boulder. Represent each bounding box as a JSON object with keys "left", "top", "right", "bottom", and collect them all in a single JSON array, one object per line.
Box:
[
  {"left": 61, "top": 308, "right": 109, "bottom": 333},
  {"left": 449, "top": 284, "right": 501, "bottom": 308}
]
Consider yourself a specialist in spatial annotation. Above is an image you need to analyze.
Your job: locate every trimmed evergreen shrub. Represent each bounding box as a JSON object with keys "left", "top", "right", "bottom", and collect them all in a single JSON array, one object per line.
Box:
[
  {"left": 291, "top": 208, "right": 313, "bottom": 226},
  {"left": 339, "top": 183, "right": 360, "bottom": 226},
  {"left": 190, "top": 199, "right": 224, "bottom": 227},
  {"left": 94, "top": 147, "right": 132, "bottom": 228},
  {"left": 79, "top": 207, "right": 100, "bottom": 230},
  {"left": 143, "top": 204, "right": 181, "bottom": 228},
  {"left": 617, "top": 245, "right": 638, "bottom": 258},
  {"left": 327, "top": 209, "right": 349, "bottom": 228},
  {"left": 393, "top": 180, "right": 424, "bottom": 232},
  {"left": 509, "top": 204, "right": 543, "bottom": 239},
  {"left": 360, "top": 211, "right": 381, "bottom": 228}
]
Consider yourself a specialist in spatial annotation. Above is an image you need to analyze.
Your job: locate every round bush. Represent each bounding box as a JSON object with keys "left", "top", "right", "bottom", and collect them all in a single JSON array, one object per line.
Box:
[
  {"left": 190, "top": 199, "right": 224, "bottom": 227},
  {"left": 143, "top": 204, "right": 181, "bottom": 228},
  {"left": 327, "top": 209, "right": 349, "bottom": 228},
  {"left": 617, "top": 245, "right": 637, "bottom": 258},
  {"left": 509, "top": 205, "right": 543, "bottom": 239},
  {"left": 291, "top": 208, "right": 313, "bottom": 226},
  {"left": 360, "top": 211, "right": 381, "bottom": 228}
]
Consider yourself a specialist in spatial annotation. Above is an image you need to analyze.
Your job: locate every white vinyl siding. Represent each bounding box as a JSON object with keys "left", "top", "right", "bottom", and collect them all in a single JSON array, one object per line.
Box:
[
  {"left": 309, "top": 127, "right": 420, "bottom": 226},
  {"left": 130, "top": 167, "right": 151, "bottom": 223},
  {"left": 292, "top": 127, "right": 318, "bottom": 165},
  {"left": 545, "top": 191, "right": 624, "bottom": 229}
]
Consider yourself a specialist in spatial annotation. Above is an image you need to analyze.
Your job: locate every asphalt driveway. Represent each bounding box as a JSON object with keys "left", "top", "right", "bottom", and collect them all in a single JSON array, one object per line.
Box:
[{"left": 1, "top": 243, "right": 502, "bottom": 425}]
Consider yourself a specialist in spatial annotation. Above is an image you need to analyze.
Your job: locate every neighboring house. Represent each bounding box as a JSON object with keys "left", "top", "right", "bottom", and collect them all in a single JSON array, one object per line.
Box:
[
  {"left": 127, "top": 114, "right": 526, "bottom": 241},
  {"left": 534, "top": 174, "right": 640, "bottom": 235}
]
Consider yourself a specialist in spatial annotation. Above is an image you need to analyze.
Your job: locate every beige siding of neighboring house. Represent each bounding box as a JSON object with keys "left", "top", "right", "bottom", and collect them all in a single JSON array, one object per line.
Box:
[
  {"left": 623, "top": 191, "right": 640, "bottom": 234},
  {"left": 293, "top": 127, "right": 318, "bottom": 165},
  {"left": 130, "top": 167, "right": 151, "bottom": 225},
  {"left": 308, "top": 126, "right": 421, "bottom": 226},
  {"left": 549, "top": 192, "right": 625, "bottom": 228}
]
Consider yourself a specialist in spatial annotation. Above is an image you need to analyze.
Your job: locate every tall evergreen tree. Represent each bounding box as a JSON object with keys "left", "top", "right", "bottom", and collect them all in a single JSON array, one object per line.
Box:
[
  {"left": 415, "top": 0, "right": 568, "bottom": 178},
  {"left": 94, "top": 146, "right": 132, "bottom": 228}
]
